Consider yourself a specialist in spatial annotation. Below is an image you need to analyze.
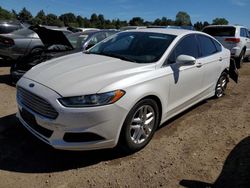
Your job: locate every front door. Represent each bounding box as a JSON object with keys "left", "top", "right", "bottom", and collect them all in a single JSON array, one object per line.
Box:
[{"left": 164, "top": 34, "right": 204, "bottom": 117}]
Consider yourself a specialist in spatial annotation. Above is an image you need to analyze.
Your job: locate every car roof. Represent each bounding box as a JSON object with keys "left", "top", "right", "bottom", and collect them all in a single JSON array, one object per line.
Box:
[
  {"left": 204, "top": 25, "right": 246, "bottom": 29},
  {"left": 122, "top": 28, "right": 196, "bottom": 36}
]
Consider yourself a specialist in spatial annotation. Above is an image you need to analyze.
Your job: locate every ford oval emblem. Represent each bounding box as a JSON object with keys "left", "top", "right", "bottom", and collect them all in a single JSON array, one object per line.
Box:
[{"left": 29, "top": 83, "right": 35, "bottom": 88}]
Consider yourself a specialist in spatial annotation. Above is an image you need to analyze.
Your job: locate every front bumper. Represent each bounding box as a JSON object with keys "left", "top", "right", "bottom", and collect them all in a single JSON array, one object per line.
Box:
[{"left": 16, "top": 78, "right": 128, "bottom": 150}]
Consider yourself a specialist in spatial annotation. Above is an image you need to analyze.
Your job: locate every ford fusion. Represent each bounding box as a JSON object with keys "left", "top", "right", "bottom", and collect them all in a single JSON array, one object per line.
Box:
[{"left": 16, "top": 29, "right": 230, "bottom": 152}]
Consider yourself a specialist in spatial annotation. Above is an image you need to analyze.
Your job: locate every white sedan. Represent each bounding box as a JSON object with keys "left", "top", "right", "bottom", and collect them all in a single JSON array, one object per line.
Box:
[{"left": 16, "top": 29, "right": 230, "bottom": 152}]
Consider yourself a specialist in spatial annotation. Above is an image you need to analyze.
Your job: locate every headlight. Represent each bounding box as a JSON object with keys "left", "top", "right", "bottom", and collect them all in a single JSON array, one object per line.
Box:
[{"left": 58, "top": 90, "right": 125, "bottom": 107}]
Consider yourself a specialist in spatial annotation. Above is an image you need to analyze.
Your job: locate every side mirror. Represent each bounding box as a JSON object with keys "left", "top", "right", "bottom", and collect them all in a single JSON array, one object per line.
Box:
[{"left": 176, "top": 55, "right": 196, "bottom": 65}]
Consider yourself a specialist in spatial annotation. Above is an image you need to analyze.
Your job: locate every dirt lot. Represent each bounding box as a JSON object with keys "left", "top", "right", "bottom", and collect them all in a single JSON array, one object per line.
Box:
[{"left": 0, "top": 60, "right": 250, "bottom": 188}]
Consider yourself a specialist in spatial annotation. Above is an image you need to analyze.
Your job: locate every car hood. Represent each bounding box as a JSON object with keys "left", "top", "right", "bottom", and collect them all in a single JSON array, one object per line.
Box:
[
  {"left": 29, "top": 26, "right": 73, "bottom": 49},
  {"left": 23, "top": 53, "right": 155, "bottom": 96}
]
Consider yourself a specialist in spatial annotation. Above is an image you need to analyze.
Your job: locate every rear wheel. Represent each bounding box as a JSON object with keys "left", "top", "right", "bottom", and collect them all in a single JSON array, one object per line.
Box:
[
  {"left": 120, "top": 99, "right": 160, "bottom": 153},
  {"left": 215, "top": 72, "right": 229, "bottom": 98}
]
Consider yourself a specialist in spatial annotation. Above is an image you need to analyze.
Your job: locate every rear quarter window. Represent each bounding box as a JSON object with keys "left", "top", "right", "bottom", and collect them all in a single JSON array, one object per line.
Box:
[
  {"left": 213, "top": 39, "right": 222, "bottom": 52},
  {"left": 240, "top": 28, "right": 248, "bottom": 37},
  {"left": 0, "top": 25, "right": 20, "bottom": 34}
]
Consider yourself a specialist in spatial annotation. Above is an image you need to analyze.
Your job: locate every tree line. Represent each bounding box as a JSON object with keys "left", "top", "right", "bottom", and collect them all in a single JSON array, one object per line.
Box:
[{"left": 0, "top": 6, "right": 229, "bottom": 30}]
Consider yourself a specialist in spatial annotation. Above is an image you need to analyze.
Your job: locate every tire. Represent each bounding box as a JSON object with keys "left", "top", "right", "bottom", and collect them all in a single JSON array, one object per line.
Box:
[
  {"left": 30, "top": 47, "right": 43, "bottom": 55},
  {"left": 214, "top": 72, "right": 229, "bottom": 98},
  {"left": 236, "top": 50, "right": 245, "bottom": 69},
  {"left": 120, "top": 99, "right": 160, "bottom": 153}
]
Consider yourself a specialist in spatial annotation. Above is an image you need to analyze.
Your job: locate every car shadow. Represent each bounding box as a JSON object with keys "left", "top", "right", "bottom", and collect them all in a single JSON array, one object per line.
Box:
[
  {"left": 0, "top": 114, "right": 130, "bottom": 173},
  {"left": 0, "top": 98, "right": 218, "bottom": 174},
  {"left": 0, "top": 58, "right": 11, "bottom": 67},
  {"left": 0, "top": 74, "right": 14, "bottom": 86},
  {"left": 157, "top": 100, "right": 207, "bottom": 131},
  {"left": 179, "top": 136, "right": 250, "bottom": 188},
  {"left": 0, "top": 59, "right": 15, "bottom": 86},
  {"left": 0, "top": 99, "right": 211, "bottom": 174}
]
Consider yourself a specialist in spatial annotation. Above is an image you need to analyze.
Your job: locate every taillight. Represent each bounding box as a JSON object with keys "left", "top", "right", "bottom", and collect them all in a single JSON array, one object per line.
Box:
[
  {"left": 0, "top": 37, "right": 14, "bottom": 46},
  {"left": 225, "top": 38, "right": 240, "bottom": 43}
]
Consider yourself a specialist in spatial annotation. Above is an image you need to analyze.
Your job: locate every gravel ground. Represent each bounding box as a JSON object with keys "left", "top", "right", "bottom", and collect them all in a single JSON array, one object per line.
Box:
[{"left": 0, "top": 60, "right": 250, "bottom": 188}]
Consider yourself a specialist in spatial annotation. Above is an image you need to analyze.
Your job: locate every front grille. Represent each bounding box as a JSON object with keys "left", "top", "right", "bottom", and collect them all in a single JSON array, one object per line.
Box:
[
  {"left": 17, "top": 87, "right": 58, "bottom": 119},
  {"left": 20, "top": 108, "right": 53, "bottom": 138}
]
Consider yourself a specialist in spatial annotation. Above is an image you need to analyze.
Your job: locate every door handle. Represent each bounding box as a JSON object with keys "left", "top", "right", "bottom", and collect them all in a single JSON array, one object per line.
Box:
[
  {"left": 219, "top": 57, "right": 223, "bottom": 61},
  {"left": 196, "top": 62, "right": 202, "bottom": 68}
]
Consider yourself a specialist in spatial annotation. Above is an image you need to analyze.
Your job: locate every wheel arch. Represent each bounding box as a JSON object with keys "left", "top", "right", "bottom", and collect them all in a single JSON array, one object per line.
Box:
[{"left": 138, "top": 95, "right": 163, "bottom": 127}]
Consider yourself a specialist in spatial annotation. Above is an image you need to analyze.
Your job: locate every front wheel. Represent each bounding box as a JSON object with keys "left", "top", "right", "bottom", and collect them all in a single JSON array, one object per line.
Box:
[
  {"left": 120, "top": 99, "right": 160, "bottom": 153},
  {"left": 215, "top": 72, "right": 229, "bottom": 98}
]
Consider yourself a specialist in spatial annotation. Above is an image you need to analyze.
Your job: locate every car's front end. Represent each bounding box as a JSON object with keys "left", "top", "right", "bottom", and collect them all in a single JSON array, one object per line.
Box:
[
  {"left": 16, "top": 77, "right": 129, "bottom": 150},
  {"left": 15, "top": 46, "right": 157, "bottom": 150}
]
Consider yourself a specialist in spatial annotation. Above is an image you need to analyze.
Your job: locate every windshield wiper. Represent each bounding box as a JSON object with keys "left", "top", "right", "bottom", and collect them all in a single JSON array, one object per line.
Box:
[
  {"left": 101, "top": 53, "right": 137, "bottom": 63},
  {"left": 85, "top": 51, "right": 137, "bottom": 63}
]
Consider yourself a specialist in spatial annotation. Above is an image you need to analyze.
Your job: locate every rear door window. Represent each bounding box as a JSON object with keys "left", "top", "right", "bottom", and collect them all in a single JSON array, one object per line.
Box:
[
  {"left": 203, "top": 27, "right": 236, "bottom": 37},
  {"left": 167, "top": 34, "right": 199, "bottom": 64},
  {"left": 213, "top": 39, "right": 222, "bottom": 52},
  {"left": 0, "top": 25, "right": 20, "bottom": 34},
  {"left": 197, "top": 35, "right": 218, "bottom": 57}
]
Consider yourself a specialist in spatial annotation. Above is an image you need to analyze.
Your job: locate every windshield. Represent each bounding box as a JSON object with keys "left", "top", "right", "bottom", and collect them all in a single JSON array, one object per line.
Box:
[
  {"left": 88, "top": 32, "right": 176, "bottom": 63},
  {"left": 203, "top": 27, "right": 236, "bottom": 37},
  {"left": 67, "top": 33, "right": 89, "bottom": 49}
]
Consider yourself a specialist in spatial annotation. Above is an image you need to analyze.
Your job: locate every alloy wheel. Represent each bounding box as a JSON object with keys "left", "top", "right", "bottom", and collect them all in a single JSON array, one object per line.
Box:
[
  {"left": 129, "top": 105, "right": 155, "bottom": 144},
  {"left": 216, "top": 74, "right": 228, "bottom": 98}
]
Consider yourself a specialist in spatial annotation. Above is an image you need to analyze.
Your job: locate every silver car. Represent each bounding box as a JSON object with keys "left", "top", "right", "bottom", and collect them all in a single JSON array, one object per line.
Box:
[
  {"left": 16, "top": 29, "right": 231, "bottom": 152},
  {"left": 0, "top": 27, "right": 72, "bottom": 61},
  {"left": 0, "top": 28, "right": 43, "bottom": 60}
]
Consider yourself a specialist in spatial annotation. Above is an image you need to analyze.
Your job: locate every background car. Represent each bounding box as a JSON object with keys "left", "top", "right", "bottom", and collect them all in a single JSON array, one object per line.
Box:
[
  {"left": 147, "top": 25, "right": 182, "bottom": 29},
  {"left": 0, "top": 26, "right": 72, "bottom": 61},
  {"left": 120, "top": 26, "right": 147, "bottom": 31},
  {"left": 10, "top": 28, "right": 118, "bottom": 82},
  {"left": 67, "top": 30, "right": 119, "bottom": 51},
  {"left": 0, "top": 27, "right": 42, "bottom": 61},
  {"left": 77, "top": 28, "right": 100, "bottom": 32},
  {"left": 0, "top": 20, "right": 25, "bottom": 34},
  {"left": 16, "top": 29, "right": 231, "bottom": 153},
  {"left": 203, "top": 25, "right": 250, "bottom": 68}
]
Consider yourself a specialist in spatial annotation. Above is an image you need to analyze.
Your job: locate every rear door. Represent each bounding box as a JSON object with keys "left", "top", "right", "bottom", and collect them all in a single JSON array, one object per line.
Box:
[{"left": 197, "top": 34, "right": 224, "bottom": 93}]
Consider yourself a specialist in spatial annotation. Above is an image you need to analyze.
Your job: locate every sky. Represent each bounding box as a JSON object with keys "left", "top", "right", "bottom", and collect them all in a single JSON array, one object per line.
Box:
[{"left": 1, "top": 0, "right": 250, "bottom": 27}]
